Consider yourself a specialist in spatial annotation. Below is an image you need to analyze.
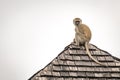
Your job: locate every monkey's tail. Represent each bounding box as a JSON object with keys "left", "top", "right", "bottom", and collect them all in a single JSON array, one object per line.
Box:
[{"left": 85, "top": 42, "right": 106, "bottom": 66}]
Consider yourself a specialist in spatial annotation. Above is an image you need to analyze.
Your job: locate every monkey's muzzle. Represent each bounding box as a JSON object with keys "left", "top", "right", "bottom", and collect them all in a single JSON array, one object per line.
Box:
[{"left": 75, "top": 21, "right": 80, "bottom": 25}]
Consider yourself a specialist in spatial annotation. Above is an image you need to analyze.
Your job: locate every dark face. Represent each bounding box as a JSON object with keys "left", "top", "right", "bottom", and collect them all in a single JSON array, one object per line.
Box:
[
  {"left": 73, "top": 18, "right": 82, "bottom": 26},
  {"left": 75, "top": 21, "right": 80, "bottom": 26}
]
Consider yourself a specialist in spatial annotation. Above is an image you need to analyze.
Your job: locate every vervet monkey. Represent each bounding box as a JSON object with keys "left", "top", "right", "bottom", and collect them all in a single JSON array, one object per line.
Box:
[{"left": 73, "top": 18, "right": 106, "bottom": 66}]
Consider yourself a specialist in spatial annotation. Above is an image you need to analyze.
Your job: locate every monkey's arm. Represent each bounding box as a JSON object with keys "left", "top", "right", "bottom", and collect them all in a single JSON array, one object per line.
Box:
[{"left": 82, "top": 25, "right": 92, "bottom": 41}]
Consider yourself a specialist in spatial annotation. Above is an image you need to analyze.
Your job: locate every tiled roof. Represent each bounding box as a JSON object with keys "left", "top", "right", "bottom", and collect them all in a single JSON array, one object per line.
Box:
[{"left": 29, "top": 42, "right": 120, "bottom": 80}]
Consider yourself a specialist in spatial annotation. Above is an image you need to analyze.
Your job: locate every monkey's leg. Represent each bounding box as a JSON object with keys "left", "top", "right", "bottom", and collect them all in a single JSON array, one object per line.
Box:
[{"left": 75, "top": 35, "right": 79, "bottom": 46}]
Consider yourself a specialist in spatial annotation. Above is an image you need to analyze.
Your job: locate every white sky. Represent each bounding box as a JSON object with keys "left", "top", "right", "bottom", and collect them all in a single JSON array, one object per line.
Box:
[{"left": 0, "top": 0, "right": 120, "bottom": 80}]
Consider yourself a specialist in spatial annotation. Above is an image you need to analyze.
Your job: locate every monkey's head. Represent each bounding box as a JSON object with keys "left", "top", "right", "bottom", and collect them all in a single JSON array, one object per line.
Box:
[{"left": 73, "top": 18, "right": 82, "bottom": 26}]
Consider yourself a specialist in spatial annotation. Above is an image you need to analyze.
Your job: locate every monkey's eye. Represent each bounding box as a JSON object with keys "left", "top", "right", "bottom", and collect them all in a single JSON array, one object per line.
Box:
[{"left": 75, "top": 21, "right": 80, "bottom": 25}]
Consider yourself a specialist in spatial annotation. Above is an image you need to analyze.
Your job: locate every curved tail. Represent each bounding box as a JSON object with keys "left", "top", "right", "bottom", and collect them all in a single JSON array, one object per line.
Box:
[{"left": 85, "top": 42, "right": 106, "bottom": 66}]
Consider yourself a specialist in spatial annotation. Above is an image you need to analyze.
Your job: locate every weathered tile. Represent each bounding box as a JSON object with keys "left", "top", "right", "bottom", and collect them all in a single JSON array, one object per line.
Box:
[
  {"left": 68, "top": 49, "right": 75, "bottom": 54},
  {"left": 103, "top": 73, "right": 111, "bottom": 77},
  {"left": 111, "top": 68, "right": 120, "bottom": 71},
  {"left": 52, "top": 59, "right": 59, "bottom": 65},
  {"left": 69, "top": 72, "right": 77, "bottom": 77},
  {"left": 72, "top": 56, "right": 80, "bottom": 60},
  {"left": 80, "top": 56, "right": 90, "bottom": 61},
  {"left": 74, "top": 61, "right": 81, "bottom": 65},
  {"left": 69, "top": 50, "right": 77, "bottom": 54},
  {"left": 46, "top": 77, "right": 56, "bottom": 80},
  {"left": 92, "top": 50, "right": 101, "bottom": 55},
  {"left": 79, "top": 61, "right": 92, "bottom": 66},
  {"left": 76, "top": 50, "right": 85, "bottom": 55},
  {"left": 40, "top": 70, "right": 52, "bottom": 76},
  {"left": 44, "top": 64, "right": 53, "bottom": 71},
  {"left": 57, "top": 59, "right": 67, "bottom": 65},
  {"left": 66, "top": 61, "right": 75, "bottom": 65},
  {"left": 77, "top": 72, "right": 86, "bottom": 77},
  {"left": 95, "top": 73, "right": 103, "bottom": 77},
  {"left": 61, "top": 66, "right": 70, "bottom": 71},
  {"left": 60, "top": 72, "right": 69, "bottom": 76},
  {"left": 86, "top": 72, "right": 95, "bottom": 77},
  {"left": 103, "top": 67, "right": 111, "bottom": 72},
  {"left": 105, "top": 56, "right": 114, "bottom": 61},
  {"left": 100, "top": 50, "right": 110, "bottom": 55},
  {"left": 52, "top": 72, "right": 60, "bottom": 76},
  {"left": 49, "top": 78, "right": 58, "bottom": 80},
  {"left": 69, "top": 66, "right": 78, "bottom": 71},
  {"left": 57, "top": 78, "right": 64, "bottom": 80},
  {"left": 38, "top": 77, "right": 47, "bottom": 80},
  {"left": 89, "top": 79, "right": 98, "bottom": 80},
  {"left": 86, "top": 67, "right": 94, "bottom": 71},
  {"left": 75, "top": 61, "right": 91, "bottom": 66},
  {"left": 111, "top": 73, "right": 120, "bottom": 77},
  {"left": 115, "top": 62, "right": 120, "bottom": 66},
  {"left": 77, "top": 67, "right": 87, "bottom": 71},
  {"left": 64, "top": 50, "right": 69, "bottom": 55},
  {"left": 64, "top": 78, "right": 72, "bottom": 80},
  {"left": 64, "top": 54, "right": 73, "bottom": 60},
  {"left": 73, "top": 78, "right": 89, "bottom": 80},
  {"left": 53, "top": 66, "right": 61, "bottom": 71},
  {"left": 97, "top": 56, "right": 106, "bottom": 61},
  {"left": 94, "top": 67, "right": 100, "bottom": 72},
  {"left": 107, "top": 62, "right": 116, "bottom": 66},
  {"left": 58, "top": 54, "right": 65, "bottom": 59}
]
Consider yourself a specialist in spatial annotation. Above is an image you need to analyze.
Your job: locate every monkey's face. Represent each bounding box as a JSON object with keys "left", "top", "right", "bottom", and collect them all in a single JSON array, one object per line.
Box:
[{"left": 73, "top": 18, "right": 82, "bottom": 26}]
